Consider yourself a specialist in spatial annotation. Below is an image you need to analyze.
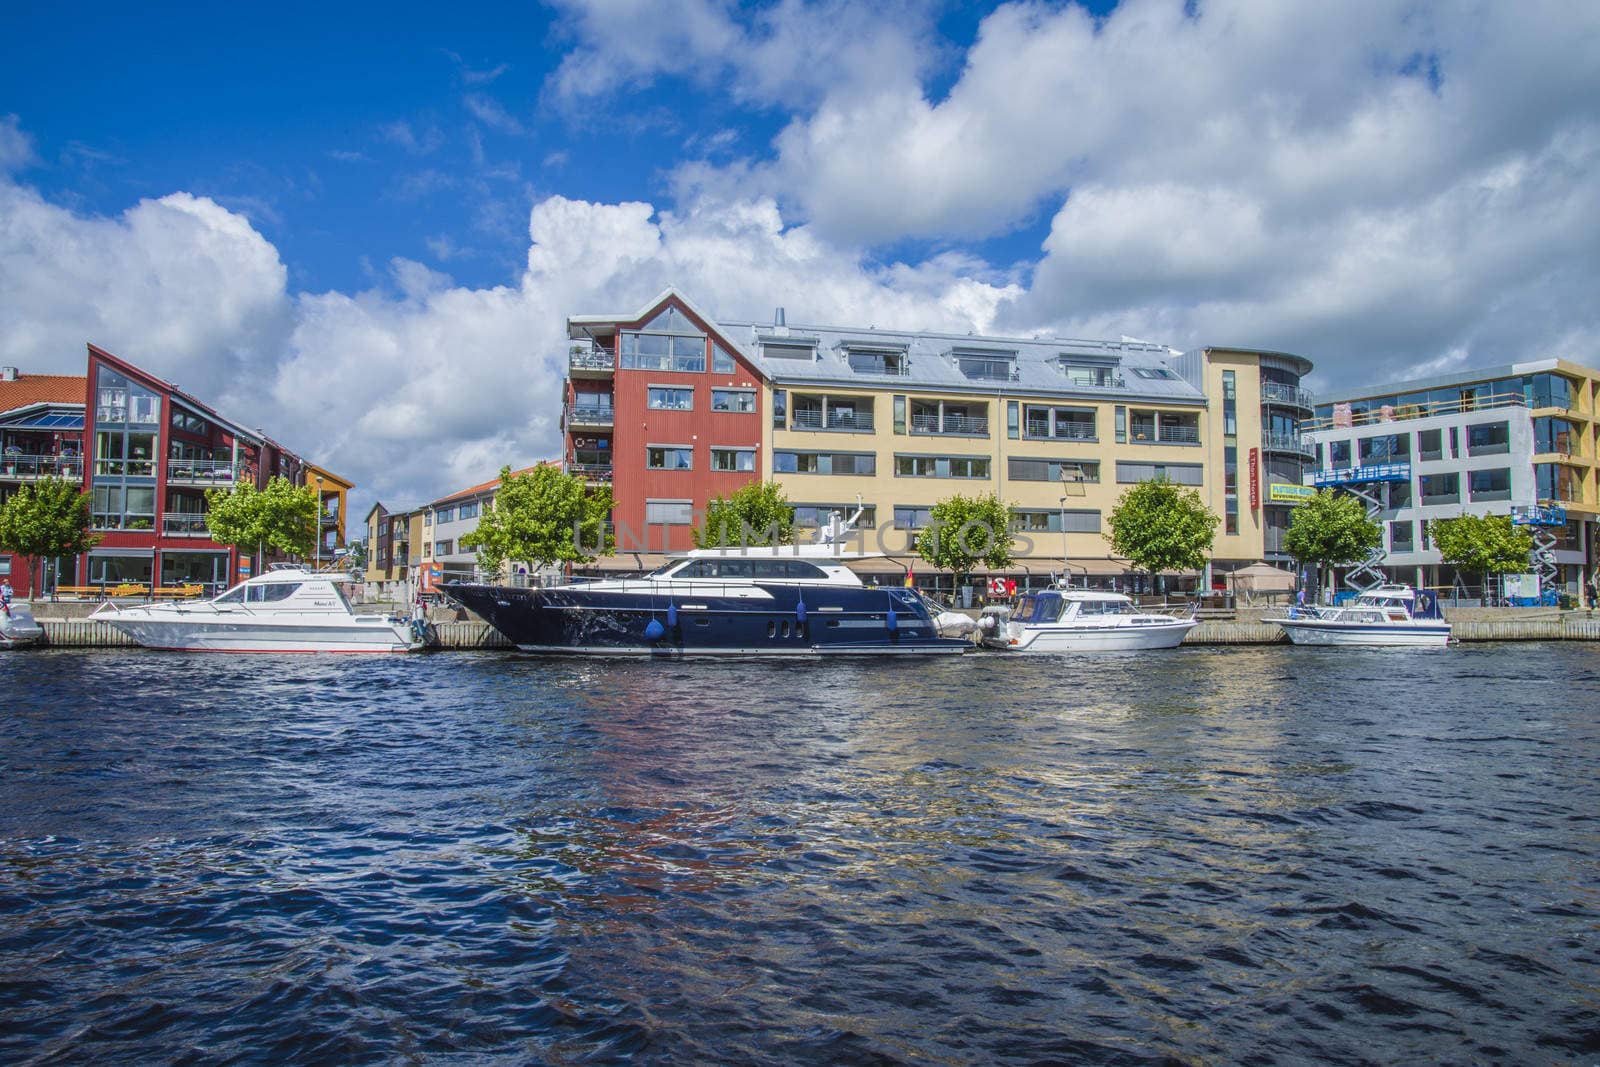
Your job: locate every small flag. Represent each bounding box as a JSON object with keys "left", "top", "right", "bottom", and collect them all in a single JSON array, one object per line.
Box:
[{"left": 903, "top": 565, "right": 914, "bottom": 588}]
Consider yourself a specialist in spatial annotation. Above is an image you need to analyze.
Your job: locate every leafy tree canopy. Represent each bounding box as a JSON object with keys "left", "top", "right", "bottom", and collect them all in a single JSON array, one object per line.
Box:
[
  {"left": 0, "top": 477, "right": 99, "bottom": 588},
  {"left": 1282, "top": 490, "right": 1382, "bottom": 570},
  {"left": 1105, "top": 478, "right": 1219, "bottom": 576},
  {"left": 205, "top": 476, "right": 318, "bottom": 559},
  {"left": 1429, "top": 513, "right": 1532, "bottom": 578},
  {"left": 460, "top": 465, "right": 614, "bottom": 572},
  {"left": 694, "top": 481, "right": 795, "bottom": 548},
  {"left": 915, "top": 492, "right": 1014, "bottom": 582}
]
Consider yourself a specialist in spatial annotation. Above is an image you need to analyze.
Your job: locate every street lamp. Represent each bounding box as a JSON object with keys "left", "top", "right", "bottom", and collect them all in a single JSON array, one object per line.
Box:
[{"left": 314, "top": 476, "right": 323, "bottom": 571}]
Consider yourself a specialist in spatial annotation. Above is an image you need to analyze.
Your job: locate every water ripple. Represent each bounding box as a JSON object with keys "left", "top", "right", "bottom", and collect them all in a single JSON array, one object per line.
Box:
[{"left": 1, "top": 644, "right": 1597, "bottom": 1063}]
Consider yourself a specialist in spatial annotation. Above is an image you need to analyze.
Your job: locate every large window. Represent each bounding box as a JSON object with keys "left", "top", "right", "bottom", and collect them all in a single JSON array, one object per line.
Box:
[
  {"left": 1535, "top": 463, "right": 1578, "bottom": 501},
  {"left": 1358, "top": 433, "right": 1408, "bottom": 463},
  {"left": 894, "top": 505, "right": 934, "bottom": 529},
  {"left": 1011, "top": 509, "right": 1101, "bottom": 533},
  {"left": 1417, "top": 428, "right": 1442, "bottom": 461},
  {"left": 846, "top": 347, "right": 908, "bottom": 376},
  {"left": 1534, "top": 417, "right": 1577, "bottom": 455},
  {"left": 1390, "top": 521, "right": 1414, "bottom": 552},
  {"left": 647, "top": 386, "right": 694, "bottom": 411},
  {"left": 646, "top": 446, "right": 694, "bottom": 470},
  {"left": 772, "top": 451, "right": 875, "bottom": 475},
  {"left": 1467, "top": 421, "right": 1511, "bottom": 456},
  {"left": 1420, "top": 472, "right": 1460, "bottom": 504},
  {"left": 710, "top": 448, "right": 756, "bottom": 472},
  {"left": 710, "top": 389, "right": 756, "bottom": 413},
  {"left": 1115, "top": 462, "right": 1203, "bottom": 485},
  {"left": 1062, "top": 361, "right": 1117, "bottom": 388},
  {"left": 953, "top": 350, "right": 1016, "bottom": 381},
  {"left": 713, "top": 344, "right": 737, "bottom": 374},
  {"left": 893, "top": 455, "right": 990, "bottom": 478},
  {"left": 1468, "top": 468, "right": 1512, "bottom": 502},
  {"left": 793, "top": 504, "right": 877, "bottom": 528},
  {"left": 1007, "top": 458, "right": 1100, "bottom": 483},
  {"left": 645, "top": 499, "right": 694, "bottom": 525},
  {"left": 458, "top": 502, "right": 478, "bottom": 520}
]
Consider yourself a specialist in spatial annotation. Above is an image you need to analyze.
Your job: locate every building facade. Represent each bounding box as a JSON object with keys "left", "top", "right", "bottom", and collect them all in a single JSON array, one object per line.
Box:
[
  {"left": 563, "top": 290, "right": 1315, "bottom": 590},
  {"left": 0, "top": 369, "right": 88, "bottom": 596},
  {"left": 1304, "top": 360, "right": 1599, "bottom": 596},
  {"left": 304, "top": 462, "right": 353, "bottom": 567}
]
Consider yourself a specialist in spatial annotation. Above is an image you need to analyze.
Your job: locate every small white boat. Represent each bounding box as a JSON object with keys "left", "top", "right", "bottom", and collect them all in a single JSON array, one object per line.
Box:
[
  {"left": 1270, "top": 584, "right": 1450, "bottom": 647},
  {"left": 92, "top": 566, "right": 430, "bottom": 653},
  {"left": 0, "top": 601, "right": 45, "bottom": 648},
  {"left": 978, "top": 587, "right": 1197, "bottom": 652}
]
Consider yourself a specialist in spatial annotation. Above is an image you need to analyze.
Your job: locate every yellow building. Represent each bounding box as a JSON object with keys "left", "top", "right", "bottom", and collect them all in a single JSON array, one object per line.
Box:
[
  {"left": 708, "top": 311, "right": 1313, "bottom": 591},
  {"left": 302, "top": 462, "right": 353, "bottom": 568}
]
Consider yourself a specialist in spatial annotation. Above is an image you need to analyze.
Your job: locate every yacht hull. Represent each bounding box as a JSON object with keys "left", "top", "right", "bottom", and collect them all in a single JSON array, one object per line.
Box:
[
  {"left": 1004, "top": 619, "right": 1197, "bottom": 652},
  {"left": 0, "top": 604, "right": 45, "bottom": 648},
  {"left": 99, "top": 613, "right": 420, "bottom": 653},
  {"left": 448, "top": 582, "right": 969, "bottom": 656},
  {"left": 1277, "top": 620, "right": 1450, "bottom": 647}
]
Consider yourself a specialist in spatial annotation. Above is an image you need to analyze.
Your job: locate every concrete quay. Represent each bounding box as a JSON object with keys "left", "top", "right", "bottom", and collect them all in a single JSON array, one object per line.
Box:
[{"left": 21, "top": 608, "right": 1600, "bottom": 649}]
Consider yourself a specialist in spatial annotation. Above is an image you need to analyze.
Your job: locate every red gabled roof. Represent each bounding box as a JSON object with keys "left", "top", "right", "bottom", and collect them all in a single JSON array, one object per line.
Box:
[
  {"left": 428, "top": 462, "right": 557, "bottom": 507},
  {"left": 0, "top": 373, "right": 87, "bottom": 414}
]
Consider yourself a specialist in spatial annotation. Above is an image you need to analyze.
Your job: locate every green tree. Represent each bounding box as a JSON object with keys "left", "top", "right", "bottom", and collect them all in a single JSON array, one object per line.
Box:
[
  {"left": 1105, "top": 478, "right": 1219, "bottom": 585},
  {"left": 343, "top": 539, "right": 368, "bottom": 572},
  {"left": 1282, "top": 489, "right": 1382, "bottom": 590},
  {"left": 915, "top": 492, "right": 1014, "bottom": 589},
  {"left": 1429, "top": 513, "right": 1533, "bottom": 590},
  {"left": 205, "top": 476, "right": 318, "bottom": 570},
  {"left": 460, "top": 465, "right": 614, "bottom": 573},
  {"left": 694, "top": 481, "right": 795, "bottom": 548},
  {"left": 0, "top": 477, "right": 99, "bottom": 593}
]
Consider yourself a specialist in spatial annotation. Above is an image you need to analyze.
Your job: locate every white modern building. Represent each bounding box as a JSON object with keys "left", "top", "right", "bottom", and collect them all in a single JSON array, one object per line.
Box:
[{"left": 1304, "top": 360, "right": 1597, "bottom": 598}]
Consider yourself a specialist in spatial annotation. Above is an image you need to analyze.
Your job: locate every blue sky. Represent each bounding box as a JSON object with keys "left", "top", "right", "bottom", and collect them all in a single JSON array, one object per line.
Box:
[{"left": 2, "top": 0, "right": 1597, "bottom": 514}]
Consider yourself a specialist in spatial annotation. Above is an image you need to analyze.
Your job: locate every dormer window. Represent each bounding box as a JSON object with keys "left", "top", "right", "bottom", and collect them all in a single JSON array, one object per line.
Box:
[
  {"left": 951, "top": 347, "right": 1017, "bottom": 382},
  {"left": 843, "top": 344, "right": 909, "bottom": 376},
  {"left": 761, "top": 341, "right": 817, "bottom": 360},
  {"left": 1060, "top": 356, "right": 1120, "bottom": 389}
]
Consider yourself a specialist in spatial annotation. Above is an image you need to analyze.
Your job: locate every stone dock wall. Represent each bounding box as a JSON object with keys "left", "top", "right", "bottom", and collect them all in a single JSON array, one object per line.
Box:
[{"left": 24, "top": 612, "right": 1600, "bottom": 649}]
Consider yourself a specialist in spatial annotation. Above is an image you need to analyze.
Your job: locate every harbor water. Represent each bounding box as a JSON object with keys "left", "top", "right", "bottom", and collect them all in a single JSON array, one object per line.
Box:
[{"left": 2, "top": 646, "right": 1596, "bottom": 1063}]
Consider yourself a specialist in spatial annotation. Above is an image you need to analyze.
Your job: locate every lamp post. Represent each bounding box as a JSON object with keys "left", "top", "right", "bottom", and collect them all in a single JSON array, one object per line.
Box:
[{"left": 313, "top": 476, "right": 323, "bottom": 571}]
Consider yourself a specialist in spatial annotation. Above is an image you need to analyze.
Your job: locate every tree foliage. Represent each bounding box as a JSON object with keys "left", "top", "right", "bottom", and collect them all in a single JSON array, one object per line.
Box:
[
  {"left": 1105, "top": 478, "right": 1219, "bottom": 576},
  {"left": 205, "top": 476, "right": 318, "bottom": 560},
  {"left": 1282, "top": 490, "right": 1382, "bottom": 574},
  {"left": 1429, "top": 513, "right": 1532, "bottom": 579},
  {"left": 0, "top": 477, "right": 99, "bottom": 589},
  {"left": 915, "top": 492, "right": 1014, "bottom": 584},
  {"left": 460, "top": 465, "right": 614, "bottom": 572},
  {"left": 694, "top": 482, "right": 796, "bottom": 548}
]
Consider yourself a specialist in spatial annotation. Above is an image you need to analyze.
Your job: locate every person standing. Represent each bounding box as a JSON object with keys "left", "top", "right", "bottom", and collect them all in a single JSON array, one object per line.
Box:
[{"left": 1, "top": 577, "right": 13, "bottom": 617}]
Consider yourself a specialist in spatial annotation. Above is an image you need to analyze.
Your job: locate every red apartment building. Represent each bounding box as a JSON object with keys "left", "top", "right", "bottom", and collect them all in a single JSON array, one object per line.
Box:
[
  {"left": 0, "top": 344, "right": 329, "bottom": 598},
  {"left": 564, "top": 291, "right": 766, "bottom": 556}
]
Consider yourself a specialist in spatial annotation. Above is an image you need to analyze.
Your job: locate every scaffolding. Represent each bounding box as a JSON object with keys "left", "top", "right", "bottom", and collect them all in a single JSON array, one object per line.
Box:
[
  {"left": 1512, "top": 503, "right": 1567, "bottom": 598},
  {"left": 1312, "top": 444, "right": 1411, "bottom": 593}
]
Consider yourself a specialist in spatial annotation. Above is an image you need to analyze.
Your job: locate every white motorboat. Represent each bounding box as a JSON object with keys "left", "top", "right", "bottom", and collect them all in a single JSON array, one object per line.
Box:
[
  {"left": 0, "top": 601, "right": 45, "bottom": 648},
  {"left": 1270, "top": 584, "right": 1450, "bottom": 647},
  {"left": 978, "top": 586, "right": 1197, "bottom": 652},
  {"left": 92, "top": 566, "right": 430, "bottom": 653}
]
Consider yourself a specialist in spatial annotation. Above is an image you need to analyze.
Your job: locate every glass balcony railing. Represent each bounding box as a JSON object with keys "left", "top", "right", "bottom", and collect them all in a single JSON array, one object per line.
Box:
[
  {"left": 568, "top": 344, "right": 614, "bottom": 372},
  {"left": 911, "top": 413, "right": 989, "bottom": 435},
  {"left": 1261, "top": 383, "right": 1314, "bottom": 409},
  {"left": 166, "top": 460, "right": 240, "bottom": 484},
  {"left": 1023, "top": 421, "right": 1095, "bottom": 440},
  {"left": 163, "top": 514, "right": 212, "bottom": 537},
  {"left": 1, "top": 453, "right": 82, "bottom": 479},
  {"left": 791, "top": 409, "right": 875, "bottom": 431},
  {"left": 565, "top": 405, "right": 615, "bottom": 426},
  {"left": 1262, "top": 432, "right": 1314, "bottom": 457}
]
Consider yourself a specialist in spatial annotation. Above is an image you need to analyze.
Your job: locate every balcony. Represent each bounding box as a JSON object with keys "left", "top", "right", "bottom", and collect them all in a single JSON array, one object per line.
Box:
[
  {"left": 1262, "top": 432, "right": 1314, "bottom": 457},
  {"left": 565, "top": 404, "right": 615, "bottom": 428},
  {"left": 911, "top": 412, "right": 989, "bottom": 436},
  {"left": 568, "top": 341, "right": 615, "bottom": 376},
  {"left": 1024, "top": 420, "right": 1095, "bottom": 441},
  {"left": 163, "top": 513, "right": 212, "bottom": 538},
  {"left": 167, "top": 460, "right": 241, "bottom": 486},
  {"left": 1261, "top": 383, "right": 1314, "bottom": 409},
  {"left": 567, "top": 462, "right": 614, "bottom": 483},
  {"left": 1, "top": 453, "right": 82, "bottom": 480},
  {"left": 791, "top": 408, "right": 875, "bottom": 432},
  {"left": 1131, "top": 419, "right": 1200, "bottom": 445}
]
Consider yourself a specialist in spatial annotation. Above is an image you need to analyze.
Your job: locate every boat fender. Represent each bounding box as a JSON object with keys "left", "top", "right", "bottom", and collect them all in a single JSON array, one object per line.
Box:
[
  {"left": 795, "top": 598, "right": 807, "bottom": 623},
  {"left": 667, "top": 603, "right": 678, "bottom": 628},
  {"left": 886, "top": 606, "right": 898, "bottom": 632},
  {"left": 643, "top": 618, "right": 665, "bottom": 641}
]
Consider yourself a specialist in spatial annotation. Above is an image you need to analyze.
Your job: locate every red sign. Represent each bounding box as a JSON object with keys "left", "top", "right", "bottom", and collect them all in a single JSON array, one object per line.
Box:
[{"left": 1248, "top": 447, "right": 1260, "bottom": 510}]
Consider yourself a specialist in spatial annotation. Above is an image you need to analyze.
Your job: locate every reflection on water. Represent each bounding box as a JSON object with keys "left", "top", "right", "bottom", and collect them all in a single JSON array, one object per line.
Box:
[{"left": 1, "top": 645, "right": 1597, "bottom": 1063}]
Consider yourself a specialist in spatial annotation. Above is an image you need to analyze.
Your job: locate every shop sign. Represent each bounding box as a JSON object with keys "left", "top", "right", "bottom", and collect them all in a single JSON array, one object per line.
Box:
[{"left": 1268, "top": 483, "right": 1316, "bottom": 504}]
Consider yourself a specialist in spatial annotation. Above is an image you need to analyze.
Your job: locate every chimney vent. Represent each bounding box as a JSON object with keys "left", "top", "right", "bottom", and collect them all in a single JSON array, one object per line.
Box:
[
  {"left": 774, "top": 307, "right": 786, "bottom": 327},
  {"left": 1, "top": 367, "right": 17, "bottom": 382}
]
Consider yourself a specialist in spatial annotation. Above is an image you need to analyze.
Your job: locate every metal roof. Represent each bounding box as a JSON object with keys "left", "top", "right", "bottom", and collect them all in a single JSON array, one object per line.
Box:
[{"left": 717, "top": 318, "right": 1208, "bottom": 405}]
